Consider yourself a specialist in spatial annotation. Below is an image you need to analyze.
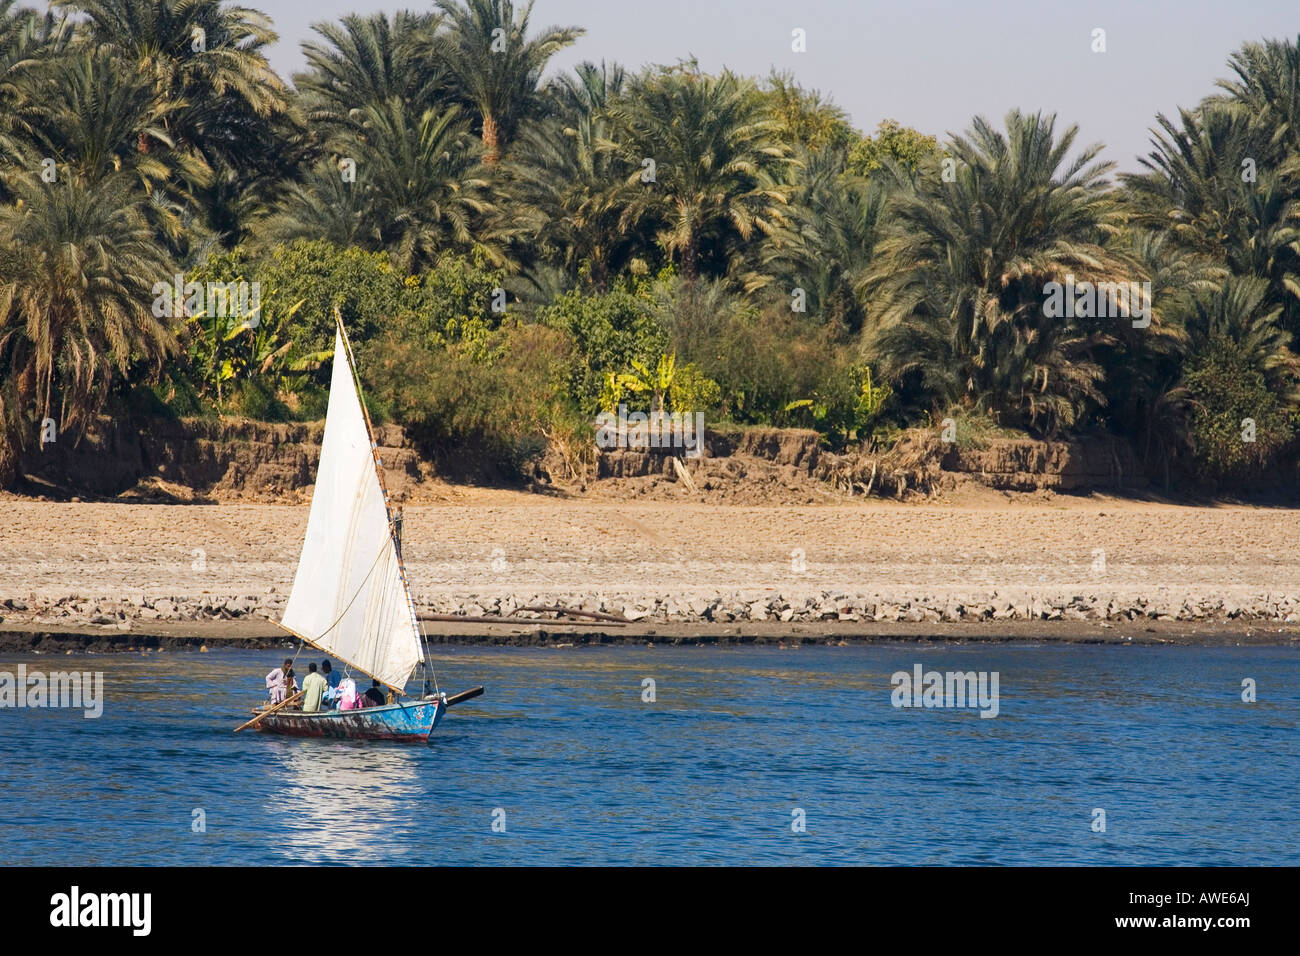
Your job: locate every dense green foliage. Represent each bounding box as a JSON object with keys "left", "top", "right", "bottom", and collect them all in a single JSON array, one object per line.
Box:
[{"left": 2, "top": 1, "right": 1300, "bottom": 489}]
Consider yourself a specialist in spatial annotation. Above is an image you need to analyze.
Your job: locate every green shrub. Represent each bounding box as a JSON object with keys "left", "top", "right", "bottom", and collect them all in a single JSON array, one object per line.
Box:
[
  {"left": 785, "top": 362, "right": 892, "bottom": 448},
  {"left": 362, "top": 316, "right": 582, "bottom": 478},
  {"left": 541, "top": 277, "right": 668, "bottom": 416},
  {"left": 669, "top": 362, "right": 723, "bottom": 415},
  {"left": 228, "top": 378, "right": 291, "bottom": 421},
  {"left": 1182, "top": 335, "right": 1295, "bottom": 482},
  {"left": 673, "top": 294, "right": 849, "bottom": 426},
  {"left": 196, "top": 240, "right": 404, "bottom": 360}
]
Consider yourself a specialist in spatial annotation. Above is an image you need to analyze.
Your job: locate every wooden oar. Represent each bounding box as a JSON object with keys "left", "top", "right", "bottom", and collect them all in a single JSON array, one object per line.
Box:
[
  {"left": 443, "top": 686, "right": 484, "bottom": 708},
  {"left": 234, "top": 689, "right": 305, "bottom": 733}
]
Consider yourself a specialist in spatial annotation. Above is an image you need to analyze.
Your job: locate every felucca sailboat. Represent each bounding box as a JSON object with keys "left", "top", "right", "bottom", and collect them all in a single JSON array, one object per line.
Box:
[{"left": 239, "top": 315, "right": 483, "bottom": 741}]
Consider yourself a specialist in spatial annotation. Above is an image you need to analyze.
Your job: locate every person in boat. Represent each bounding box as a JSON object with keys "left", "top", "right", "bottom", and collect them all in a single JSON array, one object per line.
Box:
[
  {"left": 301, "top": 662, "right": 328, "bottom": 713},
  {"left": 337, "top": 676, "right": 359, "bottom": 710},
  {"left": 321, "top": 660, "right": 341, "bottom": 708},
  {"left": 265, "top": 658, "right": 297, "bottom": 704},
  {"left": 364, "top": 679, "right": 387, "bottom": 708}
]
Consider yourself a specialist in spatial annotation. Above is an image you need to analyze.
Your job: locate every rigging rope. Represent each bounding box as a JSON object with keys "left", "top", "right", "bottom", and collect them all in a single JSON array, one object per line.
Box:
[{"left": 309, "top": 535, "right": 392, "bottom": 643}]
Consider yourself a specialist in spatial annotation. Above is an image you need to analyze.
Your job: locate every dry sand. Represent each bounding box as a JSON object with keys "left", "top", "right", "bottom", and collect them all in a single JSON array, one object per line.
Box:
[{"left": 3, "top": 487, "right": 1300, "bottom": 632}]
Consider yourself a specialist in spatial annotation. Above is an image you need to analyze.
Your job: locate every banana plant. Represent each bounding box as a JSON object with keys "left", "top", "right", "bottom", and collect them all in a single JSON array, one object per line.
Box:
[
  {"left": 853, "top": 364, "right": 892, "bottom": 427},
  {"left": 598, "top": 370, "right": 627, "bottom": 414},
  {"left": 188, "top": 302, "right": 251, "bottom": 409},
  {"left": 621, "top": 352, "right": 677, "bottom": 412},
  {"left": 188, "top": 284, "right": 308, "bottom": 410},
  {"left": 244, "top": 296, "right": 309, "bottom": 382},
  {"left": 785, "top": 364, "right": 892, "bottom": 445}
]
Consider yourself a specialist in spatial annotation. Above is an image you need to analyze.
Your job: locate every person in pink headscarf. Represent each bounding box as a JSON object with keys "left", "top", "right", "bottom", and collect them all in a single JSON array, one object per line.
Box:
[{"left": 337, "top": 677, "right": 359, "bottom": 710}]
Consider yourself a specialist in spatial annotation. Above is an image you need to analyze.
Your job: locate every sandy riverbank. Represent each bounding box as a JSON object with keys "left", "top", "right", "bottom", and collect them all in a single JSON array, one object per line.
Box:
[{"left": 3, "top": 487, "right": 1300, "bottom": 643}]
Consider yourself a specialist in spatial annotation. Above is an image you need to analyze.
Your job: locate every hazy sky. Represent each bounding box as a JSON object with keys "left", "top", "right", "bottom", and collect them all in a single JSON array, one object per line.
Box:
[{"left": 259, "top": 0, "right": 1300, "bottom": 173}]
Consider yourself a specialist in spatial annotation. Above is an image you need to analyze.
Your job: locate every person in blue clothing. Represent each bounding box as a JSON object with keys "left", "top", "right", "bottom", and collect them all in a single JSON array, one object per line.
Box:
[{"left": 321, "top": 659, "right": 341, "bottom": 708}]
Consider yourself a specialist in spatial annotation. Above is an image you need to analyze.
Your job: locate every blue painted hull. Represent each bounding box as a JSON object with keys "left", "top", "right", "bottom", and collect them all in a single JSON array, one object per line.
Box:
[{"left": 256, "top": 697, "right": 446, "bottom": 742}]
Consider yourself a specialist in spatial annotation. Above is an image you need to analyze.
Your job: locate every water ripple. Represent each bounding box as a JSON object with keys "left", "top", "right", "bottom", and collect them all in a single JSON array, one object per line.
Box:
[{"left": 0, "top": 644, "right": 1296, "bottom": 865}]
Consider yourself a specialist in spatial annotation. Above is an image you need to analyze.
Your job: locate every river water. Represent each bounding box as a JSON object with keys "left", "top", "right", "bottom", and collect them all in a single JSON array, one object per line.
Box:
[{"left": 1, "top": 643, "right": 1296, "bottom": 865}]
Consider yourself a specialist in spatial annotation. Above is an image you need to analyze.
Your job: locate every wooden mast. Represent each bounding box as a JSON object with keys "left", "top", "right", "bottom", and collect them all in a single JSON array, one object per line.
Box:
[{"left": 331, "top": 308, "right": 431, "bottom": 696}]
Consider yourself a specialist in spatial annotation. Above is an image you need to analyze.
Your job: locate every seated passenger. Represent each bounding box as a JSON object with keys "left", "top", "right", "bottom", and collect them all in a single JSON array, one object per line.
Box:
[
  {"left": 337, "top": 677, "right": 359, "bottom": 710},
  {"left": 364, "top": 679, "right": 387, "bottom": 708},
  {"left": 321, "top": 660, "right": 341, "bottom": 708}
]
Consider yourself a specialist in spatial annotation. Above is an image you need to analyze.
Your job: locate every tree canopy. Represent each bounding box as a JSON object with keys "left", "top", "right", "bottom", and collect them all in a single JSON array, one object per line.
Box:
[{"left": 2, "top": 2, "right": 1299, "bottom": 490}]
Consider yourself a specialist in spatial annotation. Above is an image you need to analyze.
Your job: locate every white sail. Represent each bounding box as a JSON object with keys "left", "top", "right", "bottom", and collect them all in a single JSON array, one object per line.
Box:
[{"left": 280, "top": 329, "right": 422, "bottom": 691}]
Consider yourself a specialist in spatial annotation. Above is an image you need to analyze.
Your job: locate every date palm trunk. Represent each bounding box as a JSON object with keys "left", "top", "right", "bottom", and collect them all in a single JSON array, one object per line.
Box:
[
  {"left": 482, "top": 114, "right": 501, "bottom": 164},
  {"left": 681, "top": 235, "right": 698, "bottom": 283}
]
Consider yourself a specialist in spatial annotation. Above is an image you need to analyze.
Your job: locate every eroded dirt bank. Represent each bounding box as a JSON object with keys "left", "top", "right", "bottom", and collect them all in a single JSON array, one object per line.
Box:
[{"left": 15, "top": 414, "right": 1193, "bottom": 505}]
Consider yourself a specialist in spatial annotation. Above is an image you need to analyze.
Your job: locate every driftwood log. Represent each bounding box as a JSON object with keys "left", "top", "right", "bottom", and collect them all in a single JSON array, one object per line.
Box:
[{"left": 418, "top": 605, "right": 630, "bottom": 627}]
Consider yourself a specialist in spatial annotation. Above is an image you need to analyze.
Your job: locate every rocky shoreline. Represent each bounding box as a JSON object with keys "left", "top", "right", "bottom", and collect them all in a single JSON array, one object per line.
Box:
[
  {"left": 6, "top": 587, "right": 1300, "bottom": 633},
  {"left": 2, "top": 615, "right": 1296, "bottom": 653}
]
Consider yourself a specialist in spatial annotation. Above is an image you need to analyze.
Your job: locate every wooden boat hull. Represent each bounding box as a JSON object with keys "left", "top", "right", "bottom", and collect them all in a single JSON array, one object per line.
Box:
[{"left": 256, "top": 696, "right": 446, "bottom": 742}]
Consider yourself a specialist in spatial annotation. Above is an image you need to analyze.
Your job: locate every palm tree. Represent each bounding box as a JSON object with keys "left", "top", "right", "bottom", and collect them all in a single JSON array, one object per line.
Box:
[
  {"left": 866, "top": 110, "right": 1135, "bottom": 436},
  {"left": 263, "top": 161, "right": 374, "bottom": 250},
  {"left": 1094, "top": 228, "right": 1218, "bottom": 470},
  {"left": 434, "top": 0, "right": 583, "bottom": 163},
  {"left": 610, "top": 63, "right": 796, "bottom": 282},
  {"left": 1125, "top": 101, "right": 1300, "bottom": 340},
  {"left": 59, "top": 0, "right": 287, "bottom": 124},
  {"left": 504, "top": 60, "right": 637, "bottom": 289},
  {"left": 1174, "top": 276, "right": 1300, "bottom": 480},
  {"left": 752, "top": 144, "right": 885, "bottom": 332},
  {"left": 0, "top": 3, "right": 74, "bottom": 188},
  {"left": 360, "top": 98, "right": 498, "bottom": 271},
  {"left": 267, "top": 100, "right": 499, "bottom": 272},
  {"left": 1181, "top": 275, "right": 1299, "bottom": 397},
  {"left": 17, "top": 45, "right": 189, "bottom": 190},
  {"left": 1217, "top": 35, "right": 1300, "bottom": 165},
  {"left": 0, "top": 169, "right": 177, "bottom": 479},
  {"left": 57, "top": 0, "right": 298, "bottom": 242},
  {"left": 296, "top": 10, "right": 447, "bottom": 146},
  {"left": 551, "top": 58, "right": 624, "bottom": 116}
]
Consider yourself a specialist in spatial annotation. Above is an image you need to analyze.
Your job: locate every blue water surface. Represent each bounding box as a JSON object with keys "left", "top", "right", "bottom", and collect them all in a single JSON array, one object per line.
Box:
[{"left": 0, "top": 643, "right": 1295, "bottom": 865}]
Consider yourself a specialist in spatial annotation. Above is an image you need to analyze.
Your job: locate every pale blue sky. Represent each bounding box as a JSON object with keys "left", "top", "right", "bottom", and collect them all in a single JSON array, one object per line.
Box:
[{"left": 258, "top": 0, "right": 1300, "bottom": 173}]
